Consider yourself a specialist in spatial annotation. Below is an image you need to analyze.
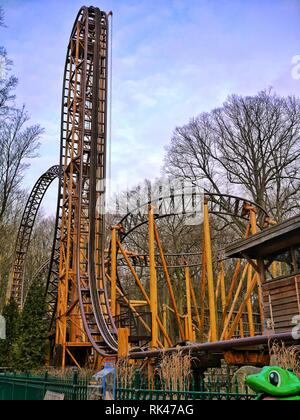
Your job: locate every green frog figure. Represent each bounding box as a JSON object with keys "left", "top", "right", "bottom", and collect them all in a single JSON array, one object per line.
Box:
[{"left": 246, "top": 366, "right": 300, "bottom": 400}]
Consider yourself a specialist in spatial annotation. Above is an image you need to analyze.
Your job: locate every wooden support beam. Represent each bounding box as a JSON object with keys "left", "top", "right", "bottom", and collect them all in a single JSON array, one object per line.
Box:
[
  {"left": 220, "top": 262, "right": 226, "bottom": 318},
  {"left": 184, "top": 316, "right": 189, "bottom": 341},
  {"left": 185, "top": 266, "right": 194, "bottom": 341},
  {"left": 239, "top": 317, "right": 245, "bottom": 338},
  {"left": 110, "top": 226, "right": 118, "bottom": 317},
  {"left": 203, "top": 201, "right": 217, "bottom": 342},
  {"left": 248, "top": 206, "right": 263, "bottom": 335},
  {"left": 225, "top": 273, "right": 258, "bottom": 340},
  {"left": 117, "top": 239, "right": 149, "bottom": 303},
  {"left": 247, "top": 265, "right": 255, "bottom": 337},
  {"left": 116, "top": 239, "right": 172, "bottom": 347},
  {"left": 154, "top": 223, "right": 185, "bottom": 340},
  {"left": 200, "top": 251, "right": 206, "bottom": 342},
  {"left": 221, "top": 263, "right": 249, "bottom": 340},
  {"left": 163, "top": 305, "right": 168, "bottom": 348},
  {"left": 190, "top": 277, "right": 202, "bottom": 337},
  {"left": 149, "top": 205, "right": 158, "bottom": 349},
  {"left": 223, "top": 260, "right": 241, "bottom": 322},
  {"left": 113, "top": 278, "right": 164, "bottom": 349},
  {"left": 257, "top": 276, "right": 264, "bottom": 334},
  {"left": 118, "top": 328, "right": 130, "bottom": 358},
  {"left": 249, "top": 206, "right": 258, "bottom": 235},
  {"left": 65, "top": 347, "right": 82, "bottom": 370}
]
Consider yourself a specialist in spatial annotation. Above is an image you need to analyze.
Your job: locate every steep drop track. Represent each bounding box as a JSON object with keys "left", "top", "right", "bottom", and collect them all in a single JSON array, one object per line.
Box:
[{"left": 54, "top": 6, "right": 118, "bottom": 361}]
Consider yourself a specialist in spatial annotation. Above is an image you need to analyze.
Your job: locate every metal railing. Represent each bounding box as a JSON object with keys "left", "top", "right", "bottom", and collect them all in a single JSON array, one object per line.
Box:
[
  {"left": 117, "top": 370, "right": 257, "bottom": 401},
  {"left": 0, "top": 371, "right": 88, "bottom": 400}
]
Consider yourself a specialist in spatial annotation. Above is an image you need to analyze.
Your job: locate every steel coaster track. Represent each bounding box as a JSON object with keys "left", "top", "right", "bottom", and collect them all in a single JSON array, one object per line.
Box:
[
  {"left": 8, "top": 165, "right": 60, "bottom": 308},
  {"left": 118, "top": 191, "right": 269, "bottom": 242}
]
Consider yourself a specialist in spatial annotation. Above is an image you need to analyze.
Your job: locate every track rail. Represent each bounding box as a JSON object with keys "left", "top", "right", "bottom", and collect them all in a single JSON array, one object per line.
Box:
[
  {"left": 118, "top": 191, "right": 269, "bottom": 242},
  {"left": 8, "top": 165, "right": 59, "bottom": 307}
]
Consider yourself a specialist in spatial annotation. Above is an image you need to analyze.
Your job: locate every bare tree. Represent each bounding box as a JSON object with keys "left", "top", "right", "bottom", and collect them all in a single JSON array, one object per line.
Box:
[
  {"left": 164, "top": 113, "right": 224, "bottom": 194},
  {"left": 0, "top": 59, "right": 17, "bottom": 115},
  {"left": 165, "top": 90, "right": 300, "bottom": 222},
  {"left": 0, "top": 6, "right": 45, "bottom": 307},
  {"left": 22, "top": 215, "right": 55, "bottom": 302},
  {"left": 0, "top": 6, "right": 17, "bottom": 115},
  {"left": 0, "top": 106, "right": 43, "bottom": 222}
]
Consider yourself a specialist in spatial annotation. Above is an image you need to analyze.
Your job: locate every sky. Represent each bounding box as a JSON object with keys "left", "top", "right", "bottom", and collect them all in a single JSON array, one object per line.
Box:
[{"left": 1, "top": 0, "right": 300, "bottom": 215}]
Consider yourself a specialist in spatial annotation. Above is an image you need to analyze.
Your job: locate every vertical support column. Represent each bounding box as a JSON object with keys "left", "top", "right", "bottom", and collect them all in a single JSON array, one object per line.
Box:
[
  {"left": 118, "top": 328, "right": 130, "bottom": 358},
  {"left": 154, "top": 224, "right": 185, "bottom": 340},
  {"left": 148, "top": 206, "right": 158, "bottom": 349},
  {"left": 249, "top": 207, "right": 258, "bottom": 235},
  {"left": 163, "top": 304, "right": 168, "bottom": 348},
  {"left": 185, "top": 266, "right": 193, "bottom": 341},
  {"left": 249, "top": 206, "right": 264, "bottom": 334},
  {"left": 239, "top": 317, "right": 245, "bottom": 338},
  {"left": 200, "top": 251, "right": 206, "bottom": 342},
  {"left": 203, "top": 200, "right": 218, "bottom": 342},
  {"left": 220, "top": 262, "right": 226, "bottom": 318},
  {"left": 111, "top": 226, "right": 118, "bottom": 317},
  {"left": 184, "top": 316, "right": 189, "bottom": 341},
  {"left": 247, "top": 265, "right": 255, "bottom": 337}
]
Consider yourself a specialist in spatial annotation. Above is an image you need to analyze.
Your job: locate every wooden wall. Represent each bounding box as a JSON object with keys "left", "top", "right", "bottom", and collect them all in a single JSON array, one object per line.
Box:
[{"left": 263, "top": 275, "right": 300, "bottom": 334}]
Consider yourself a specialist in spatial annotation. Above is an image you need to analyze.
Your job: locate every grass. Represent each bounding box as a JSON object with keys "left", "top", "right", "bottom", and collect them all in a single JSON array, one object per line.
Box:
[
  {"left": 116, "top": 358, "right": 135, "bottom": 389},
  {"left": 30, "top": 367, "right": 94, "bottom": 380},
  {"left": 156, "top": 350, "right": 192, "bottom": 393},
  {"left": 269, "top": 341, "right": 300, "bottom": 377}
]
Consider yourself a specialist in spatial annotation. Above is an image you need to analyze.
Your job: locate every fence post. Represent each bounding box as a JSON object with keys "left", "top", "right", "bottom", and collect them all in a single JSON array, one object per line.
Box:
[
  {"left": 134, "top": 370, "right": 141, "bottom": 400},
  {"left": 72, "top": 369, "right": 78, "bottom": 401},
  {"left": 12, "top": 372, "right": 16, "bottom": 400},
  {"left": 43, "top": 371, "right": 48, "bottom": 398},
  {"left": 24, "top": 372, "right": 30, "bottom": 400}
]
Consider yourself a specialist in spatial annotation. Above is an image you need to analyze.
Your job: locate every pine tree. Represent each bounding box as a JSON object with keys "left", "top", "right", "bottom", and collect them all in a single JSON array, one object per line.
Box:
[
  {"left": 15, "top": 279, "right": 48, "bottom": 370},
  {"left": 0, "top": 298, "right": 19, "bottom": 368}
]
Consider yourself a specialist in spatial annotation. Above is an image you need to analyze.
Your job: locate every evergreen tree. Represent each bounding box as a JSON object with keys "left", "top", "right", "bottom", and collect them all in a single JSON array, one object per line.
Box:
[
  {"left": 0, "top": 298, "right": 19, "bottom": 368},
  {"left": 15, "top": 279, "right": 48, "bottom": 370}
]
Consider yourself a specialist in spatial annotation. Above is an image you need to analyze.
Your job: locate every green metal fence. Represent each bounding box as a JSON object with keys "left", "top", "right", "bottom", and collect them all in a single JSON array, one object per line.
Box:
[
  {"left": 117, "top": 370, "right": 257, "bottom": 401},
  {"left": 0, "top": 369, "right": 258, "bottom": 401},
  {"left": 0, "top": 371, "right": 88, "bottom": 400},
  {"left": 117, "top": 388, "right": 257, "bottom": 400}
]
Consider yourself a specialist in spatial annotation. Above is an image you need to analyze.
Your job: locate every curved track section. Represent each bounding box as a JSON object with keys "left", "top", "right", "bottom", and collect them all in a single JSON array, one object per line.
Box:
[
  {"left": 55, "top": 6, "right": 117, "bottom": 362},
  {"left": 119, "top": 192, "right": 269, "bottom": 241},
  {"left": 8, "top": 165, "right": 60, "bottom": 308}
]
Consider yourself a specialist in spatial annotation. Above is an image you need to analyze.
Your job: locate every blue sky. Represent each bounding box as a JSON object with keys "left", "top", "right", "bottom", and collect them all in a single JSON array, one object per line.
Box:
[{"left": 1, "top": 0, "right": 300, "bottom": 214}]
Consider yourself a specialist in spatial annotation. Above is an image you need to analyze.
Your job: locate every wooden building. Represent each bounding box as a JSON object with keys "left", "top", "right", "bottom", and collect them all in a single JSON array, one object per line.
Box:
[{"left": 226, "top": 215, "right": 300, "bottom": 335}]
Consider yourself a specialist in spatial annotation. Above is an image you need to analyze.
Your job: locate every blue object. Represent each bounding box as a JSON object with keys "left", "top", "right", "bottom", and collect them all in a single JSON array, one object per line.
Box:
[{"left": 91, "top": 362, "right": 116, "bottom": 400}]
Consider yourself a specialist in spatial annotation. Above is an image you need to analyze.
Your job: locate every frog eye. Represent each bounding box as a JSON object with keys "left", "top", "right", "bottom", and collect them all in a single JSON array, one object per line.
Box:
[{"left": 269, "top": 371, "right": 281, "bottom": 387}]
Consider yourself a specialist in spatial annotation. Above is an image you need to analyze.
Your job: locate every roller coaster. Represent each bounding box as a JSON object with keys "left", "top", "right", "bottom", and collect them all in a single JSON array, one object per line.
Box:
[{"left": 6, "top": 6, "right": 299, "bottom": 370}]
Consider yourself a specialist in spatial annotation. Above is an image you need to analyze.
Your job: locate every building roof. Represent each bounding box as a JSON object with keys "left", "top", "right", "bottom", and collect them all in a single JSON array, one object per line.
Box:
[{"left": 225, "top": 214, "right": 300, "bottom": 259}]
